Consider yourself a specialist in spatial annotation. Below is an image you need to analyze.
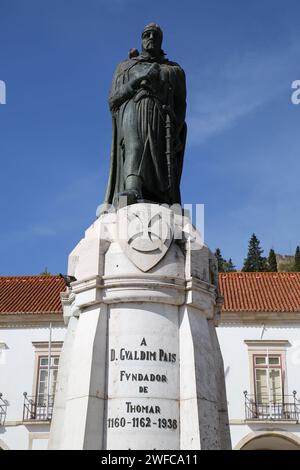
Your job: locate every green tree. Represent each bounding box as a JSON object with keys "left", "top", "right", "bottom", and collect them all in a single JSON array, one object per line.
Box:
[
  {"left": 214, "top": 248, "right": 225, "bottom": 272},
  {"left": 224, "top": 258, "right": 236, "bottom": 272},
  {"left": 242, "top": 234, "right": 268, "bottom": 272},
  {"left": 294, "top": 246, "right": 300, "bottom": 272},
  {"left": 40, "top": 267, "right": 51, "bottom": 276},
  {"left": 268, "top": 249, "right": 278, "bottom": 272}
]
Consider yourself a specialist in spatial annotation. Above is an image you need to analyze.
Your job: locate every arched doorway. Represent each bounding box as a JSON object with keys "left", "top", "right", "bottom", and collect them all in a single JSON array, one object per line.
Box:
[
  {"left": 235, "top": 431, "right": 300, "bottom": 450},
  {"left": 0, "top": 439, "right": 9, "bottom": 450}
]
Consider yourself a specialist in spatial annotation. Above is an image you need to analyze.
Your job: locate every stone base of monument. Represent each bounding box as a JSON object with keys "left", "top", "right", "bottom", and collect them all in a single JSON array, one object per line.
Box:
[{"left": 48, "top": 203, "right": 231, "bottom": 450}]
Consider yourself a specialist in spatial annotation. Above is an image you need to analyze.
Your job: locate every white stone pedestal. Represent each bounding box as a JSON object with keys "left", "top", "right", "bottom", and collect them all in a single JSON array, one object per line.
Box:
[{"left": 49, "top": 203, "right": 231, "bottom": 450}]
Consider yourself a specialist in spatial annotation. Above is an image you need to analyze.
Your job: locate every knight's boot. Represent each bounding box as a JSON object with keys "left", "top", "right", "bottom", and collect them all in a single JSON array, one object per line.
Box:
[{"left": 118, "top": 175, "right": 143, "bottom": 207}]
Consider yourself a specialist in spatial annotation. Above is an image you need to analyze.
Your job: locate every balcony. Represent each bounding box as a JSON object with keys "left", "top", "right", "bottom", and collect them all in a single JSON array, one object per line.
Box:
[
  {"left": 23, "top": 393, "right": 54, "bottom": 422},
  {"left": 0, "top": 393, "right": 8, "bottom": 426},
  {"left": 244, "top": 391, "right": 300, "bottom": 422}
]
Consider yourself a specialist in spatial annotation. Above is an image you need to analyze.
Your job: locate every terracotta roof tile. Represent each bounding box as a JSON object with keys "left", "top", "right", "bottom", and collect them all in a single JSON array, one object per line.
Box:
[
  {"left": 0, "top": 276, "right": 66, "bottom": 315},
  {"left": 219, "top": 272, "right": 300, "bottom": 312},
  {"left": 1, "top": 273, "right": 299, "bottom": 315}
]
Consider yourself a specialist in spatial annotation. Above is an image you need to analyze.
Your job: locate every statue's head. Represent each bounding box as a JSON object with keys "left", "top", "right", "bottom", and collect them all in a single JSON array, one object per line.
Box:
[{"left": 141, "top": 23, "right": 163, "bottom": 57}]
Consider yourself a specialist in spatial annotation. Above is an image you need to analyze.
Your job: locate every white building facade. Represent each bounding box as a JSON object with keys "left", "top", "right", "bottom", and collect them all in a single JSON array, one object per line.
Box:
[
  {"left": 217, "top": 272, "right": 300, "bottom": 450},
  {"left": 0, "top": 276, "right": 66, "bottom": 450},
  {"left": 1, "top": 272, "right": 299, "bottom": 450}
]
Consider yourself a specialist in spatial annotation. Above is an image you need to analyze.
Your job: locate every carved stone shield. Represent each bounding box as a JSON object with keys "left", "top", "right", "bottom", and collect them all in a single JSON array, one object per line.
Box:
[{"left": 117, "top": 204, "right": 174, "bottom": 272}]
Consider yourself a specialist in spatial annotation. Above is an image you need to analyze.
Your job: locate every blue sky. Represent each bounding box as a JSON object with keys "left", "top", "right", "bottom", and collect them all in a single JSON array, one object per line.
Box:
[{"left": 0, "top": 0, "right": 299, "bottom": 275}]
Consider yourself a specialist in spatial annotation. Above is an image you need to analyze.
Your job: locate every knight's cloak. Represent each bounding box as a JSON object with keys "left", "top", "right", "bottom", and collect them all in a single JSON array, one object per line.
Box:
[{"left": 104, "top": 55, "right": 187, "bottom": 207}]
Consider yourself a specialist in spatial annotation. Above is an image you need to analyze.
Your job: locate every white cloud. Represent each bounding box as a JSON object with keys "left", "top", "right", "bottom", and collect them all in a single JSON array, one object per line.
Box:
[
  {"left": 0, "top": 225, "right": 57, "bottom": 245},
  {"left": 188, "top": 42, "right": 300, "bottom": 144},
  {"left": 56, "top": 172, "right": 101, "bottom": 203},
  {"left": 30, "top": 226, "right": 57, "bottom": 237}
]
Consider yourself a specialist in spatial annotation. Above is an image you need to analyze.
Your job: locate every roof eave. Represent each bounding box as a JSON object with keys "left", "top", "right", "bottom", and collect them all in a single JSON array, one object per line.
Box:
[
  {"left": 220, "top": 310, "right": 300, "bottom": 324},
  {"left": 0, "top": 312, "right": 64, "bottom": 326}
]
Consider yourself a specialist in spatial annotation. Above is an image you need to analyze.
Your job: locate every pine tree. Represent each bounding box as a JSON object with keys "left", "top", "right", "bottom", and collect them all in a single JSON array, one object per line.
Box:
[
  {"left": 294, "top": 246, "right": 300, "bottom": 272},
  {"left": 224, "top": 258, "right": 236, "bottom": 272},
  {"left": 242, "top": 234, "right": 267, "bottom": 272},
  {"left": 268, "top": 249, "right": 278, "bottom": 272},
  {"left": 214, "top": 248, "right": 225, "bottom": 273},
  {"left": 40, "top": 267, "right": 51, "bottom": 276}
]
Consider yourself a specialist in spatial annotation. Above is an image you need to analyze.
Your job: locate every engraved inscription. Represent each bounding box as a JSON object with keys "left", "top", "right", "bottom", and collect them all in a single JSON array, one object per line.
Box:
[{"left": 107, "top": 336, "right": 179, "bottom": 439}]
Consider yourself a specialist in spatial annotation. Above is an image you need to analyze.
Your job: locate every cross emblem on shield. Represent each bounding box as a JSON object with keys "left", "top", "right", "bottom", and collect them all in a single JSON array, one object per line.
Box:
[{"left": 117, "top": 204, "right": 174, "bottom": 272}]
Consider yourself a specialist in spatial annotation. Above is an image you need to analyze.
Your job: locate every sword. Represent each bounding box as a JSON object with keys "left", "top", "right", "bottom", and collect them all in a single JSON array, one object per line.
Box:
[{"left": 164, "top": 105, "right": 176, "bottom": 204}]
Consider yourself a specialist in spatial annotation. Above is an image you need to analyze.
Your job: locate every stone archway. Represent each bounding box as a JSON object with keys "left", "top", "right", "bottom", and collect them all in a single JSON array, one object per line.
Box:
[
  {"left": 235, "top": 431, "right": 300, "bottom": 450},
  {"left": 0, "top": 439, "right": 9, "bottom": 450}
]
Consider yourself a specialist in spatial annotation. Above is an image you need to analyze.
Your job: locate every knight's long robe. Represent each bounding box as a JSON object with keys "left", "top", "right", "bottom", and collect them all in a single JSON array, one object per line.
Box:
[{"left": 104, "top": 55, "right": 187, "bottom": 206}]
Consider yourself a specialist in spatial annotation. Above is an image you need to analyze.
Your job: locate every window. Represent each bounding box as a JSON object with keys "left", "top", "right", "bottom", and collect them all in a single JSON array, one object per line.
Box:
[
  {"left": 0, "top": 342, "right": 8, "bottom": 365},
  {"left": 22, "top": 341, "right": 63, "bottom": 421},
  {"left": 253, "top": 354, "right": 282, "bottom": 404},
  {"left": 36, "top": 356, "right": 59, "bottom": 406},
  {"left": 243, "top": 340, "right": 299, "bottom": 421},
  {"left": 31, "top": 342, "right": 63, "bottom": 399}
]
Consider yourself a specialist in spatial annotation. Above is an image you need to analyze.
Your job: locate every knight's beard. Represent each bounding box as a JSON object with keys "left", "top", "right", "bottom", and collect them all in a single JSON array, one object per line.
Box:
[{"left": 142, "top": 45, "right": 160, "bottom": 58}]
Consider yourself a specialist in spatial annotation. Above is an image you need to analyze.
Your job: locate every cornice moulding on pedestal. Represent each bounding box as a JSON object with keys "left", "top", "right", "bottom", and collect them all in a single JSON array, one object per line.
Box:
[{"left": 62, "top": 274, "right": 218, "bottom": 321}]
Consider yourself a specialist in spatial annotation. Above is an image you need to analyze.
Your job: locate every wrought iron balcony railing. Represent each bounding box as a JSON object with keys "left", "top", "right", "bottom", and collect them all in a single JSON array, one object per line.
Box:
[
  {"left": 23, "top": 393, "right": 54, "bottom": 422},
  {"left": 0, "top": 393, "right": 8, "bottom": 426},
  {"left": 244, "top": 391, "right": 300, "bottom": 421}
]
